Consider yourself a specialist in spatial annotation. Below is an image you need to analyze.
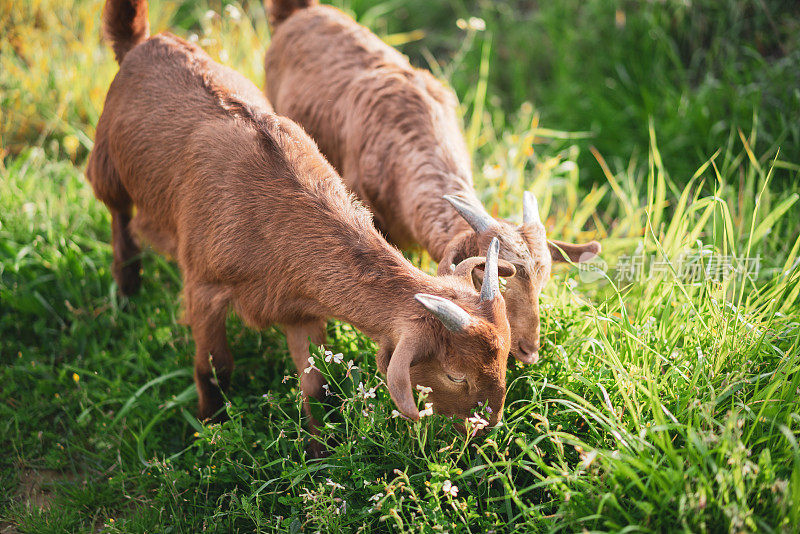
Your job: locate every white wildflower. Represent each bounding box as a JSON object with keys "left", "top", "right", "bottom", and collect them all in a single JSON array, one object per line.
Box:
[
  {"left": 299, "top": 487, "right": 316, "bottom": 503},
  {"left": 559, "top": 160, "right": 577, "bottom": 172},
  {"left": 520, "top": 101, "right": 534, "bottom": 114},
  {"left": 391, "top": 410, "right": 402, "bottom": 418},
  {"left": 441, "top": 480, "right": 458, "bottom": 497},
  {"left": 482, "top": 163, "right": 503, "bottom": 181},
  {"left": 419, "top": 402, "right": 434, "bottom": 418},
  {"left": 456, "top": 17, "right": 485, "bottom": 31},
  {"left": 467, "top": 17, "right": 486, "bottom": 31},
  {"left": 224, "top": 4, "right": 241, "bottom": 21},
  {"left": 203, "top": 9, "right": 216, "bottom": 21},
  {"left": 187, "top": 33, "right": 199, "bottom": 43},
  {"left": 368, "top": 492, "right": 383, "bottom": 502},
  {"left": 467, "top": 414, "right": 489, "bottom": 435},
  {"left": 357, "top": 382, "right": 376, "bottom": 399},
  {"left": 415, "top": 384, "right": 432, "bottom": 395},
  {"left": 580, "top": 449, "right": 598, "bottom": 470},
  {"left": 324, "top": 351, "right": 344, "bottom": 364},
  {"left": 325, "top": 478, "right": 344, "bottom": 490},
  {"left": 566, "top": 278, "right": 578, "bottom": 289}
]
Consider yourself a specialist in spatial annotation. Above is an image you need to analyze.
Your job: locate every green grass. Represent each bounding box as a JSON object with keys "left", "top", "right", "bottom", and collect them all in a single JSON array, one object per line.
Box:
[
  {"left": 385, "top": 0, "right": 800, "bottom": 186},
  {"left": 2, "top": 0, "right": 800, "bottom": 532}
]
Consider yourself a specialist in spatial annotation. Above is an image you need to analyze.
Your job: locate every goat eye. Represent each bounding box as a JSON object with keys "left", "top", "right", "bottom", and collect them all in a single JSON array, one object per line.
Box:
[{"left": 447, "top": 373, "right": 466, "bottom": 384}]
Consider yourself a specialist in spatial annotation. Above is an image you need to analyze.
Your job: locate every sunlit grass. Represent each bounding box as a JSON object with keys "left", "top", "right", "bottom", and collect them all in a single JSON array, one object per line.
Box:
[{"left": 1, "top": 0, "right": 799, "bottom": 532}]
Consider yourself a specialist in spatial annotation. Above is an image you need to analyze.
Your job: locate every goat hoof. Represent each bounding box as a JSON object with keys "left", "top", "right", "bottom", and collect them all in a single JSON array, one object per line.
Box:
[
  {"left": 114, "top": 261, "right": 142, "bottom": 296},
  {"left": 198, "top": 403, "right": 229, "bottom": 425},
  {"left": 306, "top": 438, "right": 329, "bottom": 459}
]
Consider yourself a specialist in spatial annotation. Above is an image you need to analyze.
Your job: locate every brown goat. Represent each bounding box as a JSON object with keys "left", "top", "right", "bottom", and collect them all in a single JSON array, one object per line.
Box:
[
  {"left": 87, "top": 0, "right": 517, "bottom": 442},
  {"left": 264, "top": 0, "right": 601, "bottom": 365}
]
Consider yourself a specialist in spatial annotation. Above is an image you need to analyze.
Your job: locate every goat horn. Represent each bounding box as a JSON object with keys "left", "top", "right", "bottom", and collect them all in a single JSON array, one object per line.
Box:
[
  {"left": 481, "top": 237, "right": 501, "bottom": 302},
  {"left": 415, "top": 293, "right": 472, "bottom": 332},
  {"left": 386, "top": 334, "right": 421, "bottom": 420},
  {"left": 522, "top": 191, "right": 541, "bottom": 225},
  {"left": 443, "top": 194, "right": 495, "bottom": 233}
]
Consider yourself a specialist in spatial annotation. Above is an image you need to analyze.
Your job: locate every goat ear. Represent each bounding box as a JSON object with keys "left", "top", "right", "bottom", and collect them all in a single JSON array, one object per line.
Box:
[
  {"left": 386, "top": 335, "right": 422, "bottom": 420},
  {"left": 452, "top": 257, "right": 516, "bottom": 285},
  {"left": 437, "top": 232, "right": 474, "bottom": 276},
  {"left": 548, "top": 240, "right": 601, "bottom": 263}
]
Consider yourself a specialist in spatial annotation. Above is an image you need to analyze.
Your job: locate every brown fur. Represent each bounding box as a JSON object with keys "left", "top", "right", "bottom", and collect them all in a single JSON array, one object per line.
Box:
[
  {"left": 87, "top": 0, "right": 514, "bottom": 446},
  {"left": 264, "top": 2, "right": 601, "bottom": 364},
  {"left": 265, "top": 0, "right": 318, "bottom": 26},
  {"left": 102, "top": 0, "right": 149, "bottom": 63}
]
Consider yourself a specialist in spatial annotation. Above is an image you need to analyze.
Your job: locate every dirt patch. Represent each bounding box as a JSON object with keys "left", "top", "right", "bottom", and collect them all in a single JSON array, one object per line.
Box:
[
  {"left": 0, "top": 468, "right": 81, "bottom": 533},
  {"left": 17, "top": 469, "right": 79, "bottom": 510}
]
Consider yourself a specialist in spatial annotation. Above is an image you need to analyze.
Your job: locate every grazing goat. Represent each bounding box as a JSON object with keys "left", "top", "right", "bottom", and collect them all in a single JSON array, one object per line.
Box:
[
  {"left": 87, "top": 0, "right": 517, "bottom": 442},
  {"left": 264, "top": 0, "right": 601, "bottom": 364}
]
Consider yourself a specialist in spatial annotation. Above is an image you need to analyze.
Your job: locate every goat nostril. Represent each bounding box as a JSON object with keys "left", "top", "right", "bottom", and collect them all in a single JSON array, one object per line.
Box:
[{"left": 517, "top": 340, "right": 540, "bottom": 364}]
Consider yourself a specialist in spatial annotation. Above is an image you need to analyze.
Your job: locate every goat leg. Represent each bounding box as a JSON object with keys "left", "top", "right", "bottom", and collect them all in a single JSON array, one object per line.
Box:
[
  {"left": 185, "top": 282, "right": 234, "bottom": 423},
  {"left": 110, "top": 209, "right": 142, "bottom": 296},
  {"left": 285, "top": 319, "right": 328, "bottom": 457}
]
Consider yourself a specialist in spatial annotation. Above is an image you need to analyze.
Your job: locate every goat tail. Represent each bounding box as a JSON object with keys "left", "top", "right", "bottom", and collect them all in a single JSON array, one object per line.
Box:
[
  {"left": 102, "top": 0, "right": 150, "bottom": 64},
  {"left": 265, "top": 0, "right": 317, "bottom": 26}
]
